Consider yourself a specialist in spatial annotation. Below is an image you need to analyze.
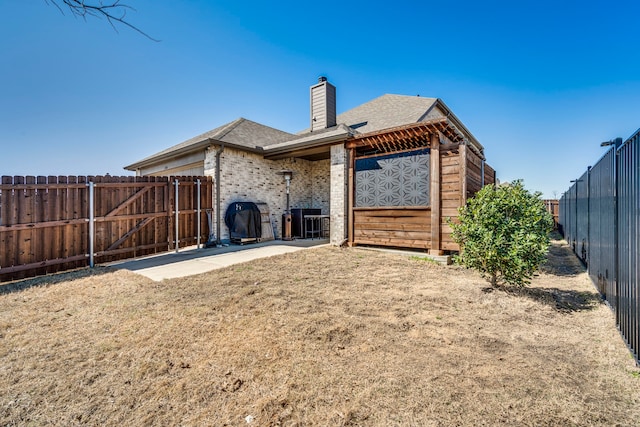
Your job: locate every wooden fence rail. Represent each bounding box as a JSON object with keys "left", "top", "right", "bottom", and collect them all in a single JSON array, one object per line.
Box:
[{"left": 0, "top": 175, "right": 213, "bottom": 282}]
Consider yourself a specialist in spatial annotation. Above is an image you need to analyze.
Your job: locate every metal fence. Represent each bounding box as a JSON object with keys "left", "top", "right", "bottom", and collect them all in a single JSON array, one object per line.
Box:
[{"left": 559, "top": 129, "right": 640, "bottom": 363}]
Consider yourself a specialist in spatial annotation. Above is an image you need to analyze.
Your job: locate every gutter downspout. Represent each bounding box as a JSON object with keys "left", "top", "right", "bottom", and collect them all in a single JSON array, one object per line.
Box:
[{"left": 215, "top": 144, "right": 224, "bottom": 246}]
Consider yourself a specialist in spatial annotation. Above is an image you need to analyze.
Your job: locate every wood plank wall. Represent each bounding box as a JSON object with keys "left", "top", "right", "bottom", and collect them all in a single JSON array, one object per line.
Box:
[
  {"left": 440, "top": 147, "right": 462, "bottom": 251},
  {"left": 353, "top": 207, "right": 431, "bottom": 249},
  {"left": 466, "top": 150, "right": 496, "bottom": 198},
  {"left": 466, "top": 149, "right": 484, "bottom": 199},
  {"left": 484, "top": 163, "right": 496, "bottom": 186},
  {"left": 0, "top": 176, "right": 213, "bottom": 282},
  {"left": 350, "top": 143, "right": 496, "bottom": 253}
]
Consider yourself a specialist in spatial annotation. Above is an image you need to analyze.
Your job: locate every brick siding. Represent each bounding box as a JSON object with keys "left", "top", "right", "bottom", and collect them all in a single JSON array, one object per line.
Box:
[{"left": 204, "top": 146, "right": 332, "bottom": 242}]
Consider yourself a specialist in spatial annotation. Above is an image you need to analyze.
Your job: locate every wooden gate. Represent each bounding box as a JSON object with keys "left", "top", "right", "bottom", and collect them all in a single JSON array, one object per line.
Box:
[{"left": 0, "top": 175, "right": 213, "bottom": 282}]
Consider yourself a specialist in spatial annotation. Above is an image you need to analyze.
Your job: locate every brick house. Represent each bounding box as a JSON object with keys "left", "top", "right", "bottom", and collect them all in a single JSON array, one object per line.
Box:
[{"left": 125, "top": 78, "right": 495, "bottom": 254}]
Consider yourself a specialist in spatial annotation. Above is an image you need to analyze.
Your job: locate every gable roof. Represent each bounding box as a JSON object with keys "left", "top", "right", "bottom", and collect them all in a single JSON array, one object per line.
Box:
[
  {"left": 125, "top": 92, "right": 484, "bottom": 171},
  {"left": 291, "top": 94, "right": 482, "bottom": 156},
  {"left": 219, "top": 118, "right": 297, "bottom": 148},
  {"left": 125, "top": 118, "right": 296, "bottom": 171},
  {"left": 336, "top": 94, "right": 438, "bottom": 135}
]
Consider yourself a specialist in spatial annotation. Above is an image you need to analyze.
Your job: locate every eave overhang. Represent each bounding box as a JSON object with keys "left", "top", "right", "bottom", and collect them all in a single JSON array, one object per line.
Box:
[
  {"left": 124, "top": 138, "right": 266, "bottom": 171},
  {"left": 432, "top": 99, "right": 484, "bottom": 158},
  {"left": 263, "top": 125, "right": 353, "bottom": 160}
]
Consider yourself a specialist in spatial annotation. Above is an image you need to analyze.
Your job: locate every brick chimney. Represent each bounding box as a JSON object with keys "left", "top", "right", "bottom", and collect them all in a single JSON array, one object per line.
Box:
[{"left": 310, "top": 76, "right": 336, "bottom": 131}]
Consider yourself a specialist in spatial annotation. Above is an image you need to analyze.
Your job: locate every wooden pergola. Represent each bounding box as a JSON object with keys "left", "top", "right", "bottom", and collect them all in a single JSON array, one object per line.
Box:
[
  {"left": 345, "top": 118, "right": 491, "bottom": 255},
  {"left": 346, "top": 118, "right": 465, "bottom": 155}
]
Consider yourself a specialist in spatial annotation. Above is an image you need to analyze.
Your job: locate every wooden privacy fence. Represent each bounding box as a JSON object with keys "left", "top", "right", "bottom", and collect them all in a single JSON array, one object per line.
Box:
[
  {"left": 0, "top": 175, "right": 213, "bottom": 282},
  {"left": 542, "top": 199, "right": 559, "bottom": 229}
]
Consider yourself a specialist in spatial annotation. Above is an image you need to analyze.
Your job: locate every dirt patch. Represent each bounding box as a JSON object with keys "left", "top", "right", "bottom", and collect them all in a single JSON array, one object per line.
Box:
[{"left": 1, "top": 237, "right": 638, "bottom": 426}]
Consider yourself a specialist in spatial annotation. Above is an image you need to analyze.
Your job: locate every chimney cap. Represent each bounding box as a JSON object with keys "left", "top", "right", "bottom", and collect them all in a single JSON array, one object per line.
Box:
[{"left": 318, "top": 76, "right": 327, "bottom": 83}]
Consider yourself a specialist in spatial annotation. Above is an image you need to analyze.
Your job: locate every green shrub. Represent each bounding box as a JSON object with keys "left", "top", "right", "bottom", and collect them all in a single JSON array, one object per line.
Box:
[{"left": 450, "top": 180, "right": 554, "bottom": 287}]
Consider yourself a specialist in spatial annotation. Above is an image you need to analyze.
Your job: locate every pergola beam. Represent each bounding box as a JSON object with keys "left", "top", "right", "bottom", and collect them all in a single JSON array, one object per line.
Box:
[{"left": 346, "top": 118, "right": 465, "bottom": 154}]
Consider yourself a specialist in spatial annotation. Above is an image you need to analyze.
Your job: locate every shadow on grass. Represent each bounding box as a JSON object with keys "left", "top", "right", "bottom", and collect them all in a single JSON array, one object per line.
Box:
[
  {"left": 0, "top": 267, "right": 116, "bottom": 296},
  {"left": 480, "top": 233, "right": 602, "bottom": 312},
  {"left": 492, "top": 285, "right": 604, "bottom": 313},
  {"left": 539, "top": 236, "right": 586, "bottom": 277}
]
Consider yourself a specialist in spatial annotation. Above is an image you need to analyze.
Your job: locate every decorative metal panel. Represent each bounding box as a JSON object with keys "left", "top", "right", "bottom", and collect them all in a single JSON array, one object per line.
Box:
[{"left": 355, "top": 148, "right": 430, "bottom": 207}]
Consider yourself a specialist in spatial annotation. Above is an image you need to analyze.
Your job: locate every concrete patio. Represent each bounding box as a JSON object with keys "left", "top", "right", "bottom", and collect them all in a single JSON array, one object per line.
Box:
[{"left": 110, "top": 238, "right": 330, "bottom": 281}]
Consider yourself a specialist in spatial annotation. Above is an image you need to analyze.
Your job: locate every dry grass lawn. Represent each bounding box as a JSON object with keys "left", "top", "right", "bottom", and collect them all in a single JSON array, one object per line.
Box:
[{"left": 1, "top": 237, "right": 639, "bottom": 426}]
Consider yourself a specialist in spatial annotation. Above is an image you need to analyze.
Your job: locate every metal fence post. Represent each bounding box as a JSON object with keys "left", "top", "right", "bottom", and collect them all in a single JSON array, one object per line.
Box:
[
  {"left": 175, "top": 179, "right": 179, "bottom": 253},
  {"left": 587, "top": 166, "right": 591, "bottom": 270},
  {"left": 574, "top": 181, "right": 578, "bottom": 251},
  {"left": 197, "top": 179, "right": 201, "bottom": 249},
  {"left": 88, "top": 181, "right": 95, "bottom": 268},
  {"left": 614, "top": 146, "right": 620, "bottom": 320}
]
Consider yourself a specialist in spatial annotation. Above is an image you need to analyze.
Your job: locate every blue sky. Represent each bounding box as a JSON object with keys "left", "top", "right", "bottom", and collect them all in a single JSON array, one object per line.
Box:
[{"left": 1, "top": 0, "right": 639, "bottom": 198}]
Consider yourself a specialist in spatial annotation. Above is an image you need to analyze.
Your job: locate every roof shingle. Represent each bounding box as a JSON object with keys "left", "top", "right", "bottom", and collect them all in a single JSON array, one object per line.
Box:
[
  {"left": 125, "top": 118, "right": 296, "bottom": 170},
  {"left": 124, "top": 92, "right": 481, "bottom": 171},
  {"left": 336, "top": 94, "right": 438, "bottom": 135}
]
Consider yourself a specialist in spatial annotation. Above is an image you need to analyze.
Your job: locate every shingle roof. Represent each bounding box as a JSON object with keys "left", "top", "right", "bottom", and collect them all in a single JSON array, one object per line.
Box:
[
  {"left": 336, "top": 94, "right": 438, "bottom": 135},
  {"left": 263, "top": 124, "right": 353, "bottom": 153},
  {"left": 125, "top": 118, "right": 296, "bottom": 170},
  {"left": 219, "top": 118, "right": 297, "bottom": 148},
  {"left": 125, "top": 93, "right": 482, "bottom": 171}
]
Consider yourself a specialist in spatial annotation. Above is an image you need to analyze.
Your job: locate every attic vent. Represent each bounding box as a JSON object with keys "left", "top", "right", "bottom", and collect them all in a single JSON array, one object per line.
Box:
[{"left": 310, "top": 77, "right": 336, "bottom": 132}]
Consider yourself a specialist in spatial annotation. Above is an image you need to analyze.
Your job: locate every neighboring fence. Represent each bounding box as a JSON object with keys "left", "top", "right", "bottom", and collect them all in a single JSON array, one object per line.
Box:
[
  {"left": 559, "top": 129, "right": 640, "bottom": 363},
  {"left": 542, "top": 199, "right": 559, "bottom": 229},
  {"left": 0, "top": 175, "right": 213, "bottom": 282}
]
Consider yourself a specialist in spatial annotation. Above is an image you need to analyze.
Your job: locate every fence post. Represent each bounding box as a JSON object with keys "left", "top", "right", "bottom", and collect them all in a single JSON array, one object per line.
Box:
[
  {"left": 197, "top": 179, "right": 201, "bottom": 249},
  {"left": 614, "top": 145, "right": 620, "bottom": 323},
  {"left": 587, "top": 166, "right": 591, "bottom": 270},
  {"left": 175, "top": 179, "right": 179, "bottom": 253},
  {"left": 88, "top": 181, "right": 95, "bottom": 268}
]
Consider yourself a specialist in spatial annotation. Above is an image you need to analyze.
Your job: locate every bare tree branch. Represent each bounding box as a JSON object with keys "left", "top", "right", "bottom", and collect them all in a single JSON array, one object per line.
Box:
[{"left": 45, "top": 0, "right": 159, "bottom": 41}]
